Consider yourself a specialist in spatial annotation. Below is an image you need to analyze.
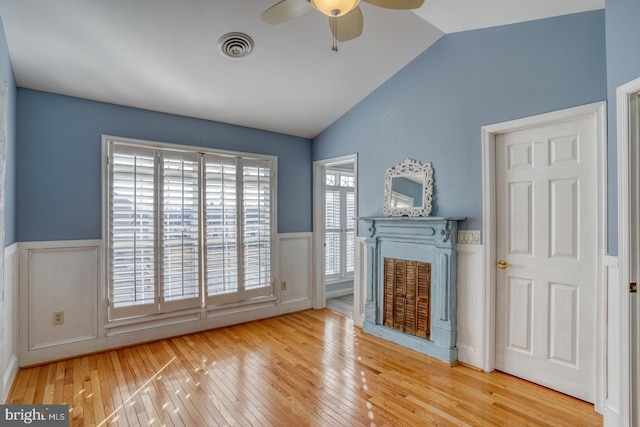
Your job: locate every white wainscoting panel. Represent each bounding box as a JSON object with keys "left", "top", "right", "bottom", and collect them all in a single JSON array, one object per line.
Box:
[
  {"left": 278, "top": 233, "right": 313, "bottom": 306},
  {"left": 456, "top": 243, "right": 485, "bottom": 368},
  {"left": 15, "top": 236, "right": 312, "bottom": 367},
  {"left": 2, "top": 243, "right": 18, "bottom": 403},
  {"left": 19, "top": 241, "right": 100, "bottom": 353},
  {"left": 603, "top": 256, "right": 620, "bottom": 427}
]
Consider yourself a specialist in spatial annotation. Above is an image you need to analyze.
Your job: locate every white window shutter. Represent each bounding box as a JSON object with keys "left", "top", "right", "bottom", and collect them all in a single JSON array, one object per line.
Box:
[
  {"left": 204, "top": 156, "right": 239, "bottom": 304},
  {"left": 325, "top": 189, "right": 341, "bottom": 277},
  {"left": 160, "top": 151, "right": 201, "bottom": 311},
  {"left": 241, "top": 159, "right": 272, "bottom": 297},
  {"left": 346, "top": 190, "right": 355, "bottom": 273},
  {"left": 109, "top": 144, "right": 158, "bottom": 318},
  {"left": 107, "top": 139, "right": 275, "bottom": 319}
]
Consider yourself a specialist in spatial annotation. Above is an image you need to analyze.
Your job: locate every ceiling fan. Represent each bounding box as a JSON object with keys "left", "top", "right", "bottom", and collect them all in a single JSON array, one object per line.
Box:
[{"left": 260, "top": 0, "right": 425, "bottom": 51}]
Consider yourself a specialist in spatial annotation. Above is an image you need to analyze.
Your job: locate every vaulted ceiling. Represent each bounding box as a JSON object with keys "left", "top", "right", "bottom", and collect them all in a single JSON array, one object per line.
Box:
[{"left": 0, "top": 0, "right": 603, "bottom": 138}]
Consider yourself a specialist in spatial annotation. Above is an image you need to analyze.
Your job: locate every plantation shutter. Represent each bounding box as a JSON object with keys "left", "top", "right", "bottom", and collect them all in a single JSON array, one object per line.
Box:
[
  {"left": 107, "top": 138, "right": 275, "bottom": 319},
  {"left": 160, "top": 151, "right": 201, "bottom": 311},
  {"left": 346, "top": 190, "right": 355, "bottom": 274},
  {"left": 325, "top": 189, "right": 341, "bottom": 278},
  {"left": 204, "top": 156, "right": 239, "bottom": 304},
  {"left": 241, "top": 159, "right": 272, "bottom": 297},
  {"left": 109, "top": 144, "right": 158, "bottom": 318}
]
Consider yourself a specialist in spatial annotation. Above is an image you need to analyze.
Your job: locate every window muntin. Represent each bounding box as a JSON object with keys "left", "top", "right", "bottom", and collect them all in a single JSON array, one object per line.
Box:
[{"left": 107, "top": 138, "right": 275, "bottom": 320}]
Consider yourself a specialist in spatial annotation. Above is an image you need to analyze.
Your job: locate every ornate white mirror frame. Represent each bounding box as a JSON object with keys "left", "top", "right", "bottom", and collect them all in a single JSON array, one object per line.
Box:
[{"left": 383, "top": 158, "right": 433, "bottom": 217}]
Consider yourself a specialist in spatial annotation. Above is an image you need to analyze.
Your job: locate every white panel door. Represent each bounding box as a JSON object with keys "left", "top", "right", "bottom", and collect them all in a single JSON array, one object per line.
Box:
[{"left": 495, "top": 115, "right": 597, "bottom": 403}]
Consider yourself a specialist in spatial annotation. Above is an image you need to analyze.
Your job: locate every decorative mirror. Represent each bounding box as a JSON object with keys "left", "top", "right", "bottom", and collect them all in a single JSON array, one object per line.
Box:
[{"left": 383, "top": 159, "right": 433, "bottom": 217}]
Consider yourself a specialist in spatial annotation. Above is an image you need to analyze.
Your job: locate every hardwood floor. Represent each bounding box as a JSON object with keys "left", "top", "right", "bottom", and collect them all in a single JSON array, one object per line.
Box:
[{"left": 7, "top": 309, "right": 602, "bottom": 426}]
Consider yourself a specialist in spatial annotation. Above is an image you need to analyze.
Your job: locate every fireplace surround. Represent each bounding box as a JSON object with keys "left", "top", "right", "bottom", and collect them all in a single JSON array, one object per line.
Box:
[{"left": 360, "top": 217, "right": 464, "bottom": 363}]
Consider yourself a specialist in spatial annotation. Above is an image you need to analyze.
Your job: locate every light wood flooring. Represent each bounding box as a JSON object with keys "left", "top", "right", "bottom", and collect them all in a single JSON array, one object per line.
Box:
[{"left": 7, "top": 309, "right": 602, "bottom": 426}]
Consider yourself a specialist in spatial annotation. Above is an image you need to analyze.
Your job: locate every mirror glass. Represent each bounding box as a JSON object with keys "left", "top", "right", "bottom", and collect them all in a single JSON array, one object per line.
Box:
[
  {"left": 383, "top": 159, "right": 433, "bottom": 217},
  {"left": 390, "top": 173, "right": 424, "bottom": 208}
]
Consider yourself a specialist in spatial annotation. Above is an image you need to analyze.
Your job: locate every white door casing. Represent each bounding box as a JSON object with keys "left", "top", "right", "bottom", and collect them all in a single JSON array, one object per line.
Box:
[
  {"left": 617, "top": 77, "right": 640, "bottom": 427},
  {"left": 312, "top": 155, "right": 358, "bottom": 319},
  {"left": 482, "top": 102, "right": 606, "bottom": 411},
  {"left": 494, "top": 117, "right": 597, "bottom": 403},
  {"left": 628, "top": 91, "right": 639, "bottom": 427}
]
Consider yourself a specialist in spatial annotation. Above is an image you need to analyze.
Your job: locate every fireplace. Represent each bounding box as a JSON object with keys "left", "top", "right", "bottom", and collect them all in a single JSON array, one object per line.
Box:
[{"left": 360, "top": 217, "right": 463, "bottom": 363}]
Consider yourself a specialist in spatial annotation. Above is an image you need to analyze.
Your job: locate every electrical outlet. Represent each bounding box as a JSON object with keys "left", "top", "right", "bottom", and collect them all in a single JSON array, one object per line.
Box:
[
  {"left": 281, "top": 280, "right": 287, "bottom": 290},
  {"left": 53, "top": 311, "right": 64, "bottom": 325}
]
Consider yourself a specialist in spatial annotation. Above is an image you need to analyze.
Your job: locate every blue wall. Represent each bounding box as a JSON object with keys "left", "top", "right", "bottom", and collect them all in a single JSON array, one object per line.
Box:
[
  {"left": 314, "top": 11, "right": 607, "bottom": 236},
  {"left": 16, "top": 89, "right": 312, "bottom": 241},
  {"left": 605, "top": 0, "right": 640, "bottom": 255},
  {"left": 0, "top": 18, "right": 16, "bottom": 245}
]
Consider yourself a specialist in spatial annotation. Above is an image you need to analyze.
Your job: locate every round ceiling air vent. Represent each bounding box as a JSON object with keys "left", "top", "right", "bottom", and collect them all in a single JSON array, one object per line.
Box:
[{"left": 218, "top": 32, "right": 254, "bottom": 59}]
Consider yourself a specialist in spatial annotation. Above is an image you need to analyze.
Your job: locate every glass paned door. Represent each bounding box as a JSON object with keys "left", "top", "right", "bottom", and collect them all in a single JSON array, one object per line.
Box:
[{"left": 325, "top": 170, "right": 355, "bottom": 282}]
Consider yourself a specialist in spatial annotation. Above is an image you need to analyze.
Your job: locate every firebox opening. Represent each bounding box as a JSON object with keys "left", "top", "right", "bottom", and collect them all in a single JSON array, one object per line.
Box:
[{"left": 383, "top": 258, "right": 431, "bottom": 340}]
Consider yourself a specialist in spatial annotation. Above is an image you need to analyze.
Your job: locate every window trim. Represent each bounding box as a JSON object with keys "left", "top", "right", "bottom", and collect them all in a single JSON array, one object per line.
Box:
[{"left": 102, "top": 135, "right": 278, "bottom": 321}]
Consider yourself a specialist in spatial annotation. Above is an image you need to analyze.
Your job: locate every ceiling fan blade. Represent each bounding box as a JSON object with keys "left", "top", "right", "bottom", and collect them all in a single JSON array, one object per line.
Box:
[
  {"left": 330, "top": 6, "right": 363, "bottom": 42},
  {"left": 260, "top": 0, "right": 312, "bottom": 25},
  {"left": 361, "top": 0, "right": 424, "bottom": 10}
]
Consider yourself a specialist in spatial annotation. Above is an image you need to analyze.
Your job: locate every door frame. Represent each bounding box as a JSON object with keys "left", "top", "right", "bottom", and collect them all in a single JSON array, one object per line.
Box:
[
  {"left": 616, "top": 76, "right": 640, "bottom": 427},
  {"left": 312, "top": 154, "right": 358, "bottom": 316},
  {"left": 481, "top": 102, "right": 607, "bottom": 410}
]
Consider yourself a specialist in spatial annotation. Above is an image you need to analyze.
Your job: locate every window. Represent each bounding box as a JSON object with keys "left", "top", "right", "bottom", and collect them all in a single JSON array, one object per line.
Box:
[
  {"left": 390, "top": 191, "right": 414, "bottom": 208},
  {"left": 325, "top": 169, "right": 355, "bottom": 282},
  {"left": 106, "top": 137, "right": 275, "bottom": 320}
]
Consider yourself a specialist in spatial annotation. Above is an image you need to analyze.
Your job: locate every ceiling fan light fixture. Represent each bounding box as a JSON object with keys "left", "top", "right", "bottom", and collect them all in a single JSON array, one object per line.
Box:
[{"left": 310, "top": 0, "right": 360, "bottom": 17}]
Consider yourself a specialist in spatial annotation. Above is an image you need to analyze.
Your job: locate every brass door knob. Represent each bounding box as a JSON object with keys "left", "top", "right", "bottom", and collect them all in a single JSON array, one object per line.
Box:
[{"left": 497, "top": 260, "right": 511, "bottom": 270}]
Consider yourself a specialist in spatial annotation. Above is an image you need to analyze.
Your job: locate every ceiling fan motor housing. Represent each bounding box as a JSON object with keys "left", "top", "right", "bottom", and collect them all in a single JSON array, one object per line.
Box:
[{"left": 310, "top": 0, "right": 360, "bottom": 16}]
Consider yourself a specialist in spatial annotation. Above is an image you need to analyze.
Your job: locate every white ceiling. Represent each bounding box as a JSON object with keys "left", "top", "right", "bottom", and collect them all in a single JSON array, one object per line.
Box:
[{"left": 0, "top": 0, "right": 604, "bottom": 139}]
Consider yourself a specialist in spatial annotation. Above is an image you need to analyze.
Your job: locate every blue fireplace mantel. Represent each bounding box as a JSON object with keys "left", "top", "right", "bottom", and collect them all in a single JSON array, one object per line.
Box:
[{"left": 359, "top": 217, "right": 465, "bottom": 364}]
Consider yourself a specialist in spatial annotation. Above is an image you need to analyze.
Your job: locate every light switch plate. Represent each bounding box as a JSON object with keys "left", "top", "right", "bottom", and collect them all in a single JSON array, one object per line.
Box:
[{"left": 458, "top": 230, "right": 481, "bottom": 245}]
